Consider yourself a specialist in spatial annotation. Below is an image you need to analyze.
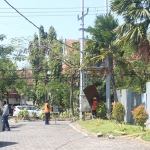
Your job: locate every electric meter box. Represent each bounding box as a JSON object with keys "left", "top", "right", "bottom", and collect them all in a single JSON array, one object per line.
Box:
[{"left": 79, "top": 94, "right": 91, "bottom": 112}]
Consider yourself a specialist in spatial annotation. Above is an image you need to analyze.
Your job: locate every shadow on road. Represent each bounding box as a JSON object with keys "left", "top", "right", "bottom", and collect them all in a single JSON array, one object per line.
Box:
[
  {"left": 10, "top": 124, "right": 26, "bottom": 128},
  {"left": 0, "top": 141, "right": 18, "bottom": 148}
]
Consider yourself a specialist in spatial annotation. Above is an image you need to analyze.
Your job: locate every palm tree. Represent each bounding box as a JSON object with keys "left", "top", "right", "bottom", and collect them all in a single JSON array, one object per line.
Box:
[
  {"left": 83, "top": 14, "right": 120, "bottom": 102},
  {"left": 110, "top": 0, "right": 150, "bottom": 49}
]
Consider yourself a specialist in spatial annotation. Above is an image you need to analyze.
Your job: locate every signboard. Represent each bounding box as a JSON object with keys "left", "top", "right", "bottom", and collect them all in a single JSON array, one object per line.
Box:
[
  {"left": 83, "top": 85, "right": 99, "bottom": 106},
  {"left": 53, "top": 105, "right": 58, "bottom": 113}
]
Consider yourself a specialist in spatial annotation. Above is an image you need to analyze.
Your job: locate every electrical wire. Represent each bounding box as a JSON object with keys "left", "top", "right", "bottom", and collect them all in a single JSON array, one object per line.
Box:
[
  {"left": 0, "top": 10, "right": 107, "bottom": 13},
  {"left": 0, "top": 6, "right": 110, "bottom": 9},
  {"left": 0, "top": 13, "right": 104, "bottom": 17},
  {"left": 3, "top": 0, "right": 80, "bottom": 51}
]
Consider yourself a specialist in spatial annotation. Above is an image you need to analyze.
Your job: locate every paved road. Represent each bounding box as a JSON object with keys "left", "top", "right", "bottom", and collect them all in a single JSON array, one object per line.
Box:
[{"left": 0, "top": 119, "right": 150, "bottom": 150}]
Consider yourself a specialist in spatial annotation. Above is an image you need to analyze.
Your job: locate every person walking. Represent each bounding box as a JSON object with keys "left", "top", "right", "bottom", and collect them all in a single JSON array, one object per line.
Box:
[
  {"left": 2, "top": 101, "right": 10, "bottom": 131},
  {"left": 44, "top": 100, "right": 50, "bottom": 125},
  {"left": 91, "top": 97, "right": 98, "bottom": 119}
]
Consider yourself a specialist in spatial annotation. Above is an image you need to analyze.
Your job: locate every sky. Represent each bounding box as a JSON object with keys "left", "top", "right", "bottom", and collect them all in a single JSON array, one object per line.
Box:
[
  {"left": 0, "top": 0, "right": 123, "bottom": 68},
  {"left": 0, "top": 0, "right": 123, "bottom": 43}
]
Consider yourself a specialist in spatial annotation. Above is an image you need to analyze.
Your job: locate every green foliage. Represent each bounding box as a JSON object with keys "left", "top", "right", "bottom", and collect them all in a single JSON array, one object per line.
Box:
[
  {"left": 59, "top": 110, "right": 71, "bottom": 118},
  {"left": 78, "top": 119, "right": 145, "bottom": 136},
  {"left": 84, "top": 13, "right": 118, "bottom": 67},
  {"left": 18, "top": 110, "right": 23, "bottom": 118},
  {"left": 18, "top": 108, "right": 29, "bottom": 120},
  {"left": 110, "top": 0, "right": 149, "bottom": 47},
  {"left": 39, "top": 111, "right": 45, "bottom": 120},
  {"left": 112, "top": 102, "right": 125, "bottom": 123},
  {"left": 141, "top": 132, "right": 150, "bottom": 142},
  {"left": 32, "top": 111, "right": 37, "bottom": 118},
  {"left": 96, "top": 102, "right": 106, "bottom": 118},
  {"left": 132, "top": 104, "right": 149, "bottom": 130}
]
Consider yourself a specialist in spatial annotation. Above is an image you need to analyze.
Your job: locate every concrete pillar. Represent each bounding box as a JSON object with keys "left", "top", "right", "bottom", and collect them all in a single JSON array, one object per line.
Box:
[
  {"left": 132, "top": 92, "right": 140, "bottom": 108},
  {"left": 121, "top": 89, "right": 132, "bottom": 123},
  {"left": 116, "top": 90, "right": 121, "bottom": 102},
  {"left": 146, "top": 82, "right": 150, "bottom": 126},
  {"left": 131, "top": 92, "right": 140, "bottom": 124},
  {"left": 146, "top": 82, "right": 150, "bottom": 93},
  {"left": 141, "top": 93, "right": 147, "bottom": 109},
  {"left": 146, "top": 94, "right": 150, "bottom": 127}
]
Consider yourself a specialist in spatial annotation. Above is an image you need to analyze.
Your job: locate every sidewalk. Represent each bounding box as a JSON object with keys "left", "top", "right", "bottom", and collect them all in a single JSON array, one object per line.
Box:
[{"left": 0, "top": 119, "right": 150, "bottom": 150}]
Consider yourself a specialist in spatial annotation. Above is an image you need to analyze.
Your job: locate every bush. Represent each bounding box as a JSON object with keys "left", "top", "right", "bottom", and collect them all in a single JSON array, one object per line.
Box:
[
  {"left": 132, "top": 104, "right": 149, "bottom": 130},
  {"left": 18, "top": 110, "right": 23, "bottom": 118},
  {"left": 96, "top": 102, "right": 106, "bottom": 118},
  {"left": 32, "top": 111, "right": 37, "bottom": 118},
  {"left": 112, "top": 102, "right": 125, "bottom": 123},
  {"left": 39, "top": 111, "right": 45, "bottom": 120},
  {"left": 18, "top": 108, "right": 29, "bottom": 120}
]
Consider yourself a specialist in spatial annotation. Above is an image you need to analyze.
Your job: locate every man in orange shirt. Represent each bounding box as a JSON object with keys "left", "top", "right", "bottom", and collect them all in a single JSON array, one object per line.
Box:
[
  {"left": 92, "top": 97, "right": 98, "bottom": 119},
  {"left": 44, "top": 100, "right": 50, "bottom": 125}
]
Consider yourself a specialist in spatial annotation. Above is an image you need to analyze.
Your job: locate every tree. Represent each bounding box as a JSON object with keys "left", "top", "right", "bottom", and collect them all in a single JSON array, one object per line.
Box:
[
  {"left": 49, "top": 40, "right": 80, "bottom": 117},
  {"left": 28, "top": 26, "right": 63, "bottom": 105},
  {"left": 63, "top": 49, "right": 80, "bottom": 117},
  {"left": 83, "top": 14, "right": 119, "bottom": 101},
  {"left": 48, "top": 26, "right": 62, "bottom": 79},
  {"left": 0, "top": 35, "right": 28, "bottom": 103},
  {"left": 28, "top": 30, "right": 47, "bottom": 104},
  {"left": 110, "top": 0, "right": 149, "bottom": 48}
]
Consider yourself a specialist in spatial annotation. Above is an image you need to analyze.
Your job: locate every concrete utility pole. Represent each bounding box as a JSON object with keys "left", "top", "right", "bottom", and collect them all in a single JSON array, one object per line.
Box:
[
  {"left": 105, "top": 0, "right": 111, "bottom": 118},
  {"left": 78, "top": 0, "right": 88, "bottom": 120}
]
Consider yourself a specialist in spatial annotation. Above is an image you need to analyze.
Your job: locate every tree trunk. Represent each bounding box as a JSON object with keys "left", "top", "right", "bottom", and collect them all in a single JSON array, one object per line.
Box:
[
  {"left": 6, "top": 92, "right": 9, "bottom": 104},
  {"left": 70, "top": 75, "right": 74, "bottom": 117},
  {"left": 109, "top": 46, "right": 118, "bottom": 102}
]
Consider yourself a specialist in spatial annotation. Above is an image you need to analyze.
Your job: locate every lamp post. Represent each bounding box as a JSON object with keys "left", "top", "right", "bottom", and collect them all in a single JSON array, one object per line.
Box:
[
  {"left": 78, "top": 0, "right": 89, "bottom": 120},
  {"left": 105, "top": 0, "right": 111, "bottom": 119},
  {"left": 44, "top": 75, "right": 50, "bottom": 102}
]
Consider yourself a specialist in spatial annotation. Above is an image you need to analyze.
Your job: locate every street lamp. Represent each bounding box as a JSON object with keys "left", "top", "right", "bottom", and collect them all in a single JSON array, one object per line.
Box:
[{"left": 44, "top": 74, "right": 50, "bottom": 102}]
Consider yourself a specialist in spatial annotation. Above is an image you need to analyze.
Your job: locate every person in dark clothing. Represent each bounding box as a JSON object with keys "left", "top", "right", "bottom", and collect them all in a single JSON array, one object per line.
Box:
[{"left": 2, "top": 101, "right": 10, "bottom": 131}]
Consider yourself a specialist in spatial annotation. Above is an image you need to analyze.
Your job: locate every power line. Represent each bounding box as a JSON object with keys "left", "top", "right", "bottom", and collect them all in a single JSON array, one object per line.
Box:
[
  {"left": 0, "top": 10, "right": 106, "bottom": 13},
  {"left": 0, "top": 14, "right": 104, "bottom": 17},
  {"left": 0, "top": 6, "right": 110, "bottom": 9},
  {"left": 3, "top": 0, "right": 80, "bottom": 51}
]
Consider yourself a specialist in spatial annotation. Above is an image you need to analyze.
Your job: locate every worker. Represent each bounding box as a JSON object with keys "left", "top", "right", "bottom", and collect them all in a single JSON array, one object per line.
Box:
[
  {"left": 44, "top": 100, "right": 50, "bottom": 125},
  {"left": 92, "top": 97, "right": 98, "bottom": 119}
]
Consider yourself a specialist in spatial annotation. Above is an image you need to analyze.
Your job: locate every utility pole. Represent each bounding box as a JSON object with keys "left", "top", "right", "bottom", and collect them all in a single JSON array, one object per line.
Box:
[
  {"left": 78, "top": 0, "right": 88, "bottom": 120},
  {"left": 105, "top": 0, "right": 111, "bottom": 118}
]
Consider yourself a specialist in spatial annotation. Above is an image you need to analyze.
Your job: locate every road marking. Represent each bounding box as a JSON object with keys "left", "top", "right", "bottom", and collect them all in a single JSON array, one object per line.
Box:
[{"left": 69, "top": 124, "right": 88, "bottom": 136}]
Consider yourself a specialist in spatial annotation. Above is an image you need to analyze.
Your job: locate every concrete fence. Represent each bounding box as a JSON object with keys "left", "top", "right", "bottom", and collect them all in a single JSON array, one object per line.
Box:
[{"left": 117, "top": 82, "right": 150, "bottom": 126}]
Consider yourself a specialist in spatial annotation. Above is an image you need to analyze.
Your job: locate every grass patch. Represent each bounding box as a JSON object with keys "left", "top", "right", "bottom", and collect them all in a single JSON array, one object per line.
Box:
[
  {"left": 77, "top": 119, "right": 149, "bottom": 136},
  {"left": 141, "top": 132, "right": 150, "bottom": 142}
]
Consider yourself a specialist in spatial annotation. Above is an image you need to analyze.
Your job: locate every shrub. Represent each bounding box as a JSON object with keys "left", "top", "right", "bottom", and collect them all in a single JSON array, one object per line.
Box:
[
  {"left": 39, "top": 111, "right": 45, "bottom": 120},
  {"left": 18, "top": 108, "right": 29, "bottom": 120},
  {"left": 112, "top": 102, "right": 125, "bottom": 123},
  {"left": 18, "top": 110, "right": 23, "bottom": 118},
  {"left": 96, "top": 102, "right": 106, "bottom": 118},
  {"left": 32, "top": 111, "right": 37, "bottom": 119},
  {"left": 132, "top": 104, "right": 149, "bottom": 130},
  {"left": 22, "top": 108, "right": 29, "bottom": 120}
]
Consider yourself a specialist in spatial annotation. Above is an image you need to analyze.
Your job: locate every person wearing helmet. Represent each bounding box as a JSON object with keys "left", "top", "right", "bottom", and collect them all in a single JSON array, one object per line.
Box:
[{"left": 92, "top": 97, "right": 98, "bottom": 119}]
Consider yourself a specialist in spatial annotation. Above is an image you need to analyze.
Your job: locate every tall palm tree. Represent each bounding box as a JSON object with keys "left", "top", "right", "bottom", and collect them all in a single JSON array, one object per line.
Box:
[
  {"left": 110, "top": 0, "right": 150, "bottom": 48},
  {"left": 83, "top": 14, "right": 120, "bottom": 102}
]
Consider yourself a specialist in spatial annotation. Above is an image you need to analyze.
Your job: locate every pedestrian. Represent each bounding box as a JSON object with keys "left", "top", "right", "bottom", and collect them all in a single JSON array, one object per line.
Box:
[
  {"left": 91, "top": 97, "right": 98, "bottom": 119},
  {"left": 2, "top": 101, "right": 10, "bottom": 131},
  {"left": 44, "top": 100, "right": 50, "bottom": 125}
]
